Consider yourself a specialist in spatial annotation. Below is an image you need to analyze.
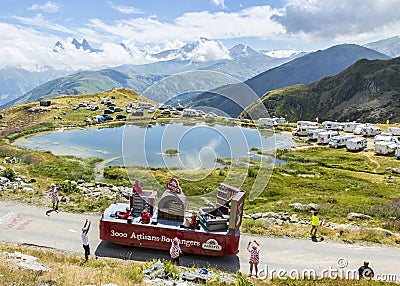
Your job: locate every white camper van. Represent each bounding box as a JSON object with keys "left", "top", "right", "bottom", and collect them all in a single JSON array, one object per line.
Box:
[
  {"left": 322, "top": 121, "right": 344, "bottom": 131},
  {"left": 353, "top": 124, "right": 367, "bottom": 135},
  {"left": 343, "top": 122, "right": 360, "bottom": 133},
  {"left": 374, "top": 141, "right": 397, "bottom": 155},
  {"left": 361, "top": 125, "right": 381, "bottom": 137},
  {"left": 388, "top": 127, "right": 400, "bottom": 136},
  {"left": 259, "top": 118, "right": 278, "bottom": 127},
  {"left": 182, "top": 109, "right": 199, "bottom": 117},
  {"left": 346, "top": 137, "right": 367, "bottom": 151},
  {"left": 374, "top": 133, "right": 399, "bottom": 144},
  {"left": 308, "top": 129, "right": 325, "bottom": 140},
  {"left": 329, "top": 135, "right": 356, "bottom": 148},
  {"left": 293, "top": 121, "right": 319, "bottom": 136},
  {"left": 317, "top": 130, "right": 339, "bottom": 144}
]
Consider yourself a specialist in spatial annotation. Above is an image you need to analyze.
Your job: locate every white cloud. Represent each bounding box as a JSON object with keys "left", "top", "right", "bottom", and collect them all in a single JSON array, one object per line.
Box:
[
  {"left": 107, "top": 2, "right": 143, "bottom": 14},
  {"left": 180, "top": 39, "right": 231, "bottom": 62},
  {"left": 86, "top": 6, "right": 285, "bottom": 45},
  {"left": 210, "top": 0, "right": 226, "bottom": 9},
  {"left": 273, "top": 0, "right": 400, "bottom": 43},
  {"left": 11, "top": 14, "right": 73, "bottom": 34},
  {"left": 28, "top": 1, "right": 60, "bottom": 13}
]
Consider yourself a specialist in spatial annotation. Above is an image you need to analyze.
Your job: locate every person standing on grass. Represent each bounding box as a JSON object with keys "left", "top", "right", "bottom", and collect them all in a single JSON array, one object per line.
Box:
[
  {"left": 170, "top": 237, "right": 182, "bottom": 265},
  {"left": 247, "top": 240, "right": 260, "bottom": 277},
  {"left": 310, "top": 211, "right": 319, "bottom": 239},
  {"left": 49, "top": 183, "right": 59, "bottom": 212},
  {"left": 81, "top": 219, "right": 91, "bottom": 261}
]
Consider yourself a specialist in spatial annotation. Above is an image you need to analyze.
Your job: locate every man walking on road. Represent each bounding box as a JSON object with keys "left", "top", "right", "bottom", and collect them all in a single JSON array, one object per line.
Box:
[
  {"left": 81, "top": 219, "right": 91, "bottom": 261},
  {"left": 310, "top": 211, "right": 319, "bottom": 240},
  {"left": 50, "top": 183, "right": 59, "bottom": 211}
]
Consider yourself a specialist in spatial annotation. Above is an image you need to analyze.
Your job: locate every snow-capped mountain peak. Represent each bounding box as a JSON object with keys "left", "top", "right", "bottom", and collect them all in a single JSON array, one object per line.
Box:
[{"left": 263, "top": 49, "right": 303, "bottom": 58}]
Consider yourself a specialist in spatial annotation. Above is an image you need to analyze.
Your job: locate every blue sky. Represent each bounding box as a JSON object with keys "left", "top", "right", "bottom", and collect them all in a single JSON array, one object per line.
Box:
[{"left": 1, "top": 0, "right": 400, "bottom": 70}]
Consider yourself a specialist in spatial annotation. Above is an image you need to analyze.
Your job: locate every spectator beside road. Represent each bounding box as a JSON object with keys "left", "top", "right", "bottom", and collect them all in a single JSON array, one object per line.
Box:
[
  {"left": 170, "top": 237, "right": 182, "bottom": 265},
  {"left": 81, "top": 219, "right": 91, "bottom": 261},
  {"left": 310, "top": 211, "right": 319, "bottom": 240},
  {"left": 358, "top": 261, "right": 374, "bottom": 279},
  {"left": 247, "top": 240, "right": 260, "bottom": 277}
]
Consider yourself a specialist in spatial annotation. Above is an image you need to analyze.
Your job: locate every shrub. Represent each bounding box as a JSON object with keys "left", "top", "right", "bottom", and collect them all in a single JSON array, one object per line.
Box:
[
  {"left": 1, "top": 167, "right": 16, "bottom": 181},
  {"left": 248, "top": 168, "right": 258, "bottom": 178}
]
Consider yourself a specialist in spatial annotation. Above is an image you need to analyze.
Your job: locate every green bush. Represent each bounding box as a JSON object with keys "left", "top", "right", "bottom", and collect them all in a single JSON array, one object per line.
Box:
[{"left": 1, "top": 167, "right": 16, "bottom": 181}]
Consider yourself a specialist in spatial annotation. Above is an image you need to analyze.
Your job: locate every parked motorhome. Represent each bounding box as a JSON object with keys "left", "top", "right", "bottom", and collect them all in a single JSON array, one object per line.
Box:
[
  {"left": 138, "top": 102, "right": 153, "bottom": 109},
  {"left": 346, "top": 137, "right": 367, "bottom": 151},
  {"left": 329, "top": 135, "right": 356, "bottom": 148},
  {"left": 183, "top": 109, "right": 199, "bottom": 117},
  {"left": 343, "top": 122, "right": 360, "bottom": 133},
  {"left": 374, "top": 133, "right": 399, "bottom": 144},
  {"left": 293, "top": 121, "right": 319, "bottom": 136},
  {"left": 317, "top": 130, "right": 339, "bottom": 144},
  {"left": 307, "top": 129, "right": 325, "bottom": 140},
  {"left": 293, "top": 125, "right": 319, "bottom": 136},
  {"left": 322, "top": 121, "right": 343, "bottom": 131},
  {"left": 259, "top": 118, "right": 278, "bottom": 127},
  {"left": 388, "top": 127, "right": 400, "bottom": 136},
  {"left": 353, "top": 124, "right": 367, "bottom": 135},
  {"left": 361, "top": 125, "right": 381, "bottom": 137},
  {"left": 297, "top": 121, "right": 319, "bottom": 129},
  {"left": 374, "top": 142, "right": 397, "bottom": 155}
]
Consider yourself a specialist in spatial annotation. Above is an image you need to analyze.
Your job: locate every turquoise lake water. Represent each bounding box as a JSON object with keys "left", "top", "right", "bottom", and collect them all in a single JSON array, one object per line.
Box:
[{"left": 13, "top": 123, "right": 295, "bottom": 169}]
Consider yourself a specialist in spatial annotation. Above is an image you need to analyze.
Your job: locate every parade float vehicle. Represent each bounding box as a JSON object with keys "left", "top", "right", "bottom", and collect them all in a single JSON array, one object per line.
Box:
[{"left": 99, "top": 179, "right": 246, "bottom": 256}]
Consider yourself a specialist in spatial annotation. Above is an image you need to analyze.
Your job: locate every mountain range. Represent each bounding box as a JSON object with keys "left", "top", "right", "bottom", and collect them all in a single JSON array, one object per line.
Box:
[
  {"left": 364, "top": 36, "right": 400, "bottom": 57},
  {"left": 182, "top": 44, "right": 389, "bottom": 117},
  {"left": 0, "top": 39, "right": 302, "bottom": 109},
  {"left": 243, "top": 56, "right": 400, "bottom": 123}
]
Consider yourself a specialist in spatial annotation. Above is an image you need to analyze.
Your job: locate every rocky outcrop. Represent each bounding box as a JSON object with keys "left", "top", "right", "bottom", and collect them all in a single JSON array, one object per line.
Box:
[
  {"left": 347, "top": 212, "right": 372, "bottom": 221},
  {"left": 1, "top": 251, "right": 49, "bottom": 272}
]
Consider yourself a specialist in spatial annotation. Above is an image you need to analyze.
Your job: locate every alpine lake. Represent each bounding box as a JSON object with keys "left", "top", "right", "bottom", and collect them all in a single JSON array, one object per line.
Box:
[{"left": 13, "top": 122, "right": 295, "bottom": 169}]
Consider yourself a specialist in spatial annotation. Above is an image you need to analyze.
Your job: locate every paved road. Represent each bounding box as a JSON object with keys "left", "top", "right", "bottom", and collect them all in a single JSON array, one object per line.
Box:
[{"left": 1, "top": 200, "right": 399, "bottom": 281}]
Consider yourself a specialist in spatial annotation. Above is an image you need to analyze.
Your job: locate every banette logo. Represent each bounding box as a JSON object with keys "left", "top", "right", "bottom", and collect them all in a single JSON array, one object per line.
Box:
[{"left": 202, "top": 239, "right": 222, "bottom": 251}]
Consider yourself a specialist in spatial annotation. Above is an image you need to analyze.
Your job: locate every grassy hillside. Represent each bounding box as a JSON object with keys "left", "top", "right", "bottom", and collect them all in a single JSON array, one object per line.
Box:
[
  {"left": 244, "top": 57, "right": 400, "bottom": 122},
  {"left": 0, "top": 70, "right": 165, "bottom": 110}
]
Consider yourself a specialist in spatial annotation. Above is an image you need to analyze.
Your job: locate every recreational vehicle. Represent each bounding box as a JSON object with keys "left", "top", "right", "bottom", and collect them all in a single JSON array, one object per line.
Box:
[
  {"left": 353, "top": 124, "right": 368, "bottom": 135},
  {"left": 361, "top": 125, "right": 381, "bottom": 137},
  {"left": 182, "top": 109, "right": 199, "bottom": 117},
  {"left": 346, "top": 137, "right": 367, "bottom": 151},
  {"left": 343, "top": 122, "right": 360, "bottom": 133},
  {"left": 259, "top": 118, "right": 278, "bottom": 127},
  {"left": 138, "top": 102, "right": 153, "bottom": 109},
  {"left": 322, "top": 121, "right": 344, "bottom": 131},
  {"left": 307, "top": 129, "right": 326, "bottom": 140},
  {"left": 293, "top": 121, "right": 319, "bottom": 136},
  {"left": 329, "top": 135, "right": 356, "bottom": 148},
  {"left": 374, "top": 133, "right": 399, "bottom": 144},
  {"left": 297, "top": 121, "right": 319, "bottom": 129},
  {"left": 317, "top": 130, "right": 339, "bottom": 144},
  {"left": 388, "top": 127, "right": 400, "bottom": 136},
  {"left": 374, "top": 142, "right": 397, "bottom": 155}
]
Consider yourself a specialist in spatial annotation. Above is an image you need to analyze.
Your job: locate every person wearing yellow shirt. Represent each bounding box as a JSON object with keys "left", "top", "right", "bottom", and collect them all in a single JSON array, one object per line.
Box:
[{"left": 310, "top": 211, "right": 319, "bottom": 239}]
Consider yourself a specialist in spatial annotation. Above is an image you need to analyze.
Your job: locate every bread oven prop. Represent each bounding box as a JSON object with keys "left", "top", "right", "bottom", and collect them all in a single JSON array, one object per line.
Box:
[
  {"left": 197, "top": 183, "right": 245, "bottom": 233},
  {"left": 157, "top": 178, "right": 186, "bottom": 221}
]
